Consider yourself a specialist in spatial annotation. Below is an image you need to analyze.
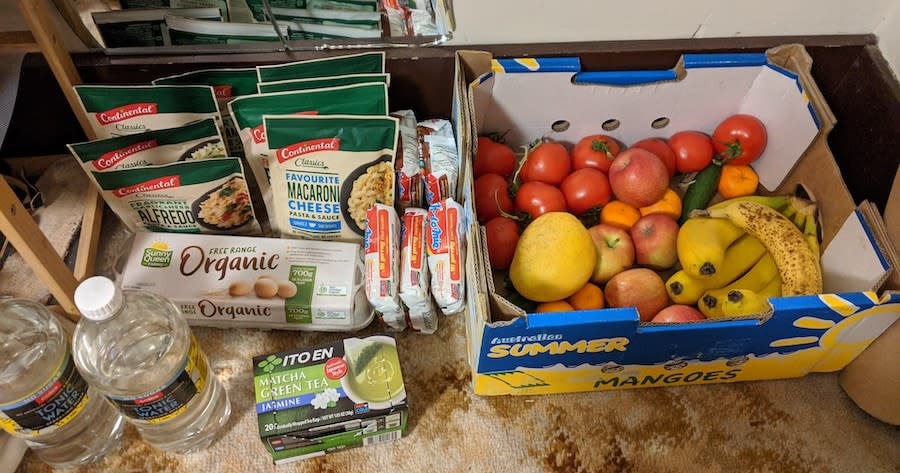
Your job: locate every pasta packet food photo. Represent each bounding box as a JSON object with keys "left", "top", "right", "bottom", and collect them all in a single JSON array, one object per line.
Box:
[
  {"left": 90, "top": 158, "right": 261, "bottom": 235},
  {"left": 74, "top": 84, "right": 221, "bottom": 140},
  {"left": 265, "top": 114, "right": 399, "bottom": 241},
  {"left": 68, "top": 118, "right": 226, "bottom": 173}
]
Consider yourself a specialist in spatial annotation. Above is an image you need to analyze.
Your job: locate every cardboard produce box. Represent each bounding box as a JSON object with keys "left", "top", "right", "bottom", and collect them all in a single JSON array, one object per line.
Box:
[{"left": 453, "top": 45, "right": 900, "bottom": 396}]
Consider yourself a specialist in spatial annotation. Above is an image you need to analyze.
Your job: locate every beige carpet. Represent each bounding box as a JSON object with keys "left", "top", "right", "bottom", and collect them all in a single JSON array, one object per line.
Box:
[{"left": 15, "top": 218, "right": 900, "bottom": 473}]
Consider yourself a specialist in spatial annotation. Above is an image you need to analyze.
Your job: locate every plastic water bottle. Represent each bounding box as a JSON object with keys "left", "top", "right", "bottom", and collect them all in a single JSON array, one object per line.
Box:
[
  {"left": 71, "top": 276, "right": 230, "bottom": 453},
  {"left": 0, "top": 298, "right": 125, "bottom": 467}
]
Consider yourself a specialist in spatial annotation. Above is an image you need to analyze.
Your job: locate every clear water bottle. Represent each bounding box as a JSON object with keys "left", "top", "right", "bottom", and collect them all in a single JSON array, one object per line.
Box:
[
  {"left": 0, "top": 298, "right": 125, "bottom": 467},
  {"left": 72, "top": 276, "right": 230, "bottom": 454}
]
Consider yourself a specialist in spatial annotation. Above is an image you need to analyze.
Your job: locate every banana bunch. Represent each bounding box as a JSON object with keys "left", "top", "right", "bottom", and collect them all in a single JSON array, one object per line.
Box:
[{"left": 669, "top": 195, "right": 823, "bottom": 319}]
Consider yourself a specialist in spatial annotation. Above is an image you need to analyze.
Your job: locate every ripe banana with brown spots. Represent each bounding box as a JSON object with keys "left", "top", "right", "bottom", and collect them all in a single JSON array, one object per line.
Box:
[{"left": 696, "top": 201, "right": 822, "bottom": 296}]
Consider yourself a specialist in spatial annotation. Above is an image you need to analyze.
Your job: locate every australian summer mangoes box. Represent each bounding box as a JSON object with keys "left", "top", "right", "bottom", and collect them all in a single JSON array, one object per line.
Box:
[
  {"left": 453, "top": 45, "right": 900, "bottom": 396},
  {"left": 253, "top": 334, "right": 408, "bottom": 464}
]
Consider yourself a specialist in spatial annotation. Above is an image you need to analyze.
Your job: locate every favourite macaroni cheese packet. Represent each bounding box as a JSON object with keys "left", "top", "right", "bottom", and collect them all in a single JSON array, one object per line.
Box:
[
  {"left": 426, "top": 198, "right": 466, "bottom": 315},
  {"left": 264, "top": 114, "right": 399, "bottom": 242},
  {"left": 364, "top": 204, "right": 406, "bottom": 331}
]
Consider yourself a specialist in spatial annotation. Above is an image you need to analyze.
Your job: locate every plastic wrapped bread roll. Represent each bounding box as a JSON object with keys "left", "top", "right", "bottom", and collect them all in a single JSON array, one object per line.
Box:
[
  {"left": 364, "top": 203, "right": 407, "bottom": 331},
  {"left": 417, "top": 119, "right": 458, "bottom": 205},
  {"left": 400, "top": 208, "right": 438, "bottom": 334},
  {"left": 426, "top": 198, "right": 466, "bottom": 315},
  {"left": 392, "top": 110, "right": 424, "bottom": 211}
]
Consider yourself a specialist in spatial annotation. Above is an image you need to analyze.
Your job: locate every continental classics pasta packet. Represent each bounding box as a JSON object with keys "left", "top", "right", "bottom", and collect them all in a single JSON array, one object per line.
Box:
[
  {"left": 93, "top": 8, "right": 222, "bottom": 48},
  {"left": 153, "top": 68, "right": 259, "bottom": 157},
  {"left": 364, "top": 204, "right": 406, "bottom": 331},
  {"left": 417, "top": 119, "right": 458, "bottom": 205},
  {"left": 228, "top": 83, "right": 388, "bottom": 233},
  {"left": 257, "top": 72, "right": 389, "bottom": 94},
  {"left": 90, "top": 158, "right": 261, "bottom": 235},
  {"left": 392, "top": 110, "right": 423, "bottom": 211},
  {"left": 400, "top": 207, "right": 437, "bottom": 333},
  {"left": 74, "top": 85, "right": 221, "bottom": 140},
  {"left": 426, "top": 198, "right": 466, "bottom": 315},
  {"left": 256, "top": 51, "right": 384, "bottom": 83},
  {"left": 67, "top": 118, "right": 226, "bottom": 173},
  {"left": 264, "top": 114, "right": 398, "bottom": 241}
]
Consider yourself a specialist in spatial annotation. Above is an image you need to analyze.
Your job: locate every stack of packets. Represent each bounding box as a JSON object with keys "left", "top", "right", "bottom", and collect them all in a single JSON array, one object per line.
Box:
[
  {"left": 92, "top": 0, "right": 441, "bottom": 48},
  {"left": 68, "top": 51, "right": 464, "bottom": 335},
  {"left": 363, "top": 110, "right": 466, "bottom": 334}
]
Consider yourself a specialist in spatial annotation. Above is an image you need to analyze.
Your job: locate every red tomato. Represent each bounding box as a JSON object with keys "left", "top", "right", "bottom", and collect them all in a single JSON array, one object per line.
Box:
[
  {"left": 712, "top": 114, "right": 768, "bottom": 165},
  {"left": 474, "top": 173, "right": 514, "bottom": 223},
  {"left": 520, "top": 142, "right": 571, "bottom": 185},
  {"left": 572, "top": 134, "right": 620, "bottom": 172},
  {"left": 560, "top": 168, "right": 612, "bottom": 215},
  {"left": 515, "top": 181, "right": 567, "bottom": 219},
  {"left": 631, "top": 138, "right": 677, "bottom": 177},
  {"left": 669, "top": 131, "right": 714, "bottom": 173},
  {"left": 485, "top": 216, "right": 520, "bottom": 270},
  {"left": 474, "top": 136, "right": 516, "bottom": 177}
]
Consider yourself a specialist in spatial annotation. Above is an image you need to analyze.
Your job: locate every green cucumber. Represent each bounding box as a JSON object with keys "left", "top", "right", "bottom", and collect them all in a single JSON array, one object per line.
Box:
[{"left": 680, "top": 163, "right": 722, "bottom": 223}]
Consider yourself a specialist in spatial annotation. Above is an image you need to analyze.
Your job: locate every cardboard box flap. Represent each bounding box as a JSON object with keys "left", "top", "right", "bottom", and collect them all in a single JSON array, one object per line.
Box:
[
  {"left": 822, "top": 206, "right": 895, "bottom": 294},
  {"left": 470, "top": 50, "right": 820, "bottom": 191}
]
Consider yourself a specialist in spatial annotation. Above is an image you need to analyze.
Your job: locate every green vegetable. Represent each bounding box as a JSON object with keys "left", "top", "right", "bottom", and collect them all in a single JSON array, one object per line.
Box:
[{"left": 680, "top": 163, "right": 722, "bottom": 224}]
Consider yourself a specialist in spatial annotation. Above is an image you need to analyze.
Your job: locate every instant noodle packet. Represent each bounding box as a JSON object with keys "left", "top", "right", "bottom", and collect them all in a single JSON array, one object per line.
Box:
[
  {"left": 417, "top": 119, "right": 458, "bottom": 205},
  {"left": 74, "top": 84, "right": 221, "bottom": 140},
  {"left": 392, "top": 110, "right": 423, "bottom": 211},
  {"left": 400, "top": 207, "right": 437, "bottom": 333},
  {"left": 165, "top": 15, "right": 289, "bottom": 44},
  {"left": 90, "top": 158, "right": 261, "bottom": 235},
  {"left": 68, "top": 118, "right": 226, "bottom": 172},
  {"left": 364, "top": 204, "right": 406, "bottom": 331},
  {"left": 243, "top": 0, "right": 306, "bottom": 22},
  {"left": 264, "top": 114, "right": 398, "bottom": 241},
  {"left": 270, "top": 7, "right": 381, "bottom": 29},
  {"left": 426, "top": 198, "right": 466, "bottom": 315}
]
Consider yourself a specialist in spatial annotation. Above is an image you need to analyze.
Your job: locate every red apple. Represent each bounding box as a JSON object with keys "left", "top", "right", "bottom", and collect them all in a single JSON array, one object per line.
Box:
[
  {"left": 630, "top": 214, "right": 680, "bottom": 270},
  {"left": 607, "top": 148, "right": 670, "bottom": 208},
  {"left": 605, "top": 268, "right": 669, "bottom": 321},
  {"left": 631, "top": 138, "right": 677, "bottom": 178},
  {"left": 651, "top": 304, "right": 706, "bottom": 323},
  {"left": 587, "top": 224, "right": 635, "bottom": 284}
]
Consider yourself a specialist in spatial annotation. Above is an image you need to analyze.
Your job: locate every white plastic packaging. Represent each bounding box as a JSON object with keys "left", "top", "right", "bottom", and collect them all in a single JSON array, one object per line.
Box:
[
  {"left": 426, "top": 198, "right": 466, "bottom": 315},
  {"left": 400, "top": 207, "right": 438, "bottom": 333},
  {"left": 364, "top": 204, "right": 407, "bottom": 331},
  {"left": 72, "top": 277, "right": 231, "bottom": 453}
]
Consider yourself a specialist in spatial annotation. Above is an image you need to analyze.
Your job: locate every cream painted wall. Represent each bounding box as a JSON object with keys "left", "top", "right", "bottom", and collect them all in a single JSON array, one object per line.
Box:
[
  {"left": 874, "top": 2, "right": 899, "bottom": 76},
  {"left": 449, "top": 0, "right": 896, "bottom": 44}
]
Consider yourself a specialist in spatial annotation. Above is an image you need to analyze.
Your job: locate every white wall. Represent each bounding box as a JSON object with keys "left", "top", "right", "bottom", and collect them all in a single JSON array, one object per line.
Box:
[
  {"left": 874, "top": 2, "right": 899, "bottom": 75},
  {"left": 449, "top": 0, "right": 896, "bottom": 44}
]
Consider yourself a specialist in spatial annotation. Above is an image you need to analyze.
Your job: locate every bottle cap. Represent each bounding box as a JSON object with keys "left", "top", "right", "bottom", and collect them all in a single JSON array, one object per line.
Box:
[{"left": 74, "top": 276, "right": 123, "bottom": 321}]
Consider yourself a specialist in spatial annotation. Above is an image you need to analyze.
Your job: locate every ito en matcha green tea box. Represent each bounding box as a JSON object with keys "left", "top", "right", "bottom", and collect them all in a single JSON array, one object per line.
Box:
[{"left": 253, "top": 334, "right": 408, "bottom": 464}]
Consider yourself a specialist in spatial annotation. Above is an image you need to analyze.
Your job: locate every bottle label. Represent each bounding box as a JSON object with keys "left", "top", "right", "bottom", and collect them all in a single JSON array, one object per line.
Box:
[
  {"left": 0, "top": 353, "right": 90, "bottom": 437},
  {"left": 107, "top": 335, "right": 208, "bottom": 425}
]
